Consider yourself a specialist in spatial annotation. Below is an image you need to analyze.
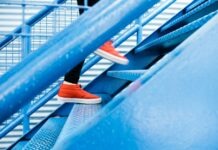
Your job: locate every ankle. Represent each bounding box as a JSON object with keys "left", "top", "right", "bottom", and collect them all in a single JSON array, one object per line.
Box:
[{"left": 63, "top": 81, "right": 77, "bottom": 85}]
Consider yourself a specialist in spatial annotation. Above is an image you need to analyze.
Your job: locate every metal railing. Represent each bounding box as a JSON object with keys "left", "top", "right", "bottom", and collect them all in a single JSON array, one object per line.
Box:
[{"left": 0, "top": 1, "right": 193, "bottom": 148}]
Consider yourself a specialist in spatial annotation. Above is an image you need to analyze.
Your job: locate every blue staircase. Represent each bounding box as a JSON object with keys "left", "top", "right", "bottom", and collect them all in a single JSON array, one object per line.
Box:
[{"left": 0, "top": 0, "right": 218, "bottom": 149}]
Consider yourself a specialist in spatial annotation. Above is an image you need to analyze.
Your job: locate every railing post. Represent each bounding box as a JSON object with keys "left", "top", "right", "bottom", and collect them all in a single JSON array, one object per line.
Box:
[
  {"left": 21, "top": 0, "right": 31, "bottom": 134},
  {"left": 136, "top": 16, "right": 143, "bottom": 44}
]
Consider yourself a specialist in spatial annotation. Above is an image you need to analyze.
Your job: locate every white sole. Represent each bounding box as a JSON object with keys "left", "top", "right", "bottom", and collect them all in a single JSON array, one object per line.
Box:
[
  {"left": 95, "top": 49, "right": 129, "bottom": 65},
  {"left": 57, "top": 96, "right": 102, "bottom": 104}
]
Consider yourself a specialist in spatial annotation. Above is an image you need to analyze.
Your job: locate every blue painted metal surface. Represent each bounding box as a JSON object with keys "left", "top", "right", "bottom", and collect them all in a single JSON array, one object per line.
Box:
[
  {"left": 135, "top": 10, "right": 218, "bottom": 53},
  {"left": 12, "top": 25, "right": 164, "bottom": 150},
  {"left": 21, "top": 22, "right": 31, "bottom": 134},
  {"left": 161, "top": 0, "right": 218, "bottom": 32},
  {"left": 0, "top": 0, "right": 160, "bottom": 124},
  {"left": 22, "top": 117, "right": 66, "bottom": 150},
  {"left": 0, "top": 0, "right": 174, "bottom": 139},
  {"left": 54, "top": 14, "right": 218, "bottom": 150},
  {"left": 107, "top": 70, "right": 146, "bottom": 81},
  {"left": 1, "top": 0, "right": 174, "bottom": 137},
  {"left": 0, "top": 1, "right": 167, "bottom": 135}
]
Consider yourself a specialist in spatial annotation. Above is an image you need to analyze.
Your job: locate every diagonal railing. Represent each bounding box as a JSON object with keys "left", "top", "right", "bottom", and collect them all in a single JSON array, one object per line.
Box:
[
  {"left": 0, "top": 0, "right": 161, "bottom": 125},
  {"left": 0, "top": 0, "right": 179, "bottom": 139},
  {"left": 0, "top": 0, "right": 86, "bottom": 138}
]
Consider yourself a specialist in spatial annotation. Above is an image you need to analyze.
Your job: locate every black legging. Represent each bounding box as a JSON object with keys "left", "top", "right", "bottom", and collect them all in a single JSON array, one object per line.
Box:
[{"left": 64, "top": 0, "right": 99, "bottom": 83}]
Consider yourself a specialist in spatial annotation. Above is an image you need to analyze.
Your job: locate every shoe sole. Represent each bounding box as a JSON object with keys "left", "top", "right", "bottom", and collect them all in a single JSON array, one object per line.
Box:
[
  {"left": 57, "top": 96, "right": 102, "bottom": 104},
  {"left": 95, "top": 49, "right": 129, "bottom": 65}
]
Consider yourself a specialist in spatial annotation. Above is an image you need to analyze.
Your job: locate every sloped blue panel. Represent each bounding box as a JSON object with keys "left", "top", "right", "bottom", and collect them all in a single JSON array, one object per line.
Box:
[{"left": 54, "top": 14, "right": 218, "bottom": 149}]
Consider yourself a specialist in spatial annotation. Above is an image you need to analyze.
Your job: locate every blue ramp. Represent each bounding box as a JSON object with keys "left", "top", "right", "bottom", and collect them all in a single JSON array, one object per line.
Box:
[{"left": 54, "top": 14, "right": 218, "bottom": 149}]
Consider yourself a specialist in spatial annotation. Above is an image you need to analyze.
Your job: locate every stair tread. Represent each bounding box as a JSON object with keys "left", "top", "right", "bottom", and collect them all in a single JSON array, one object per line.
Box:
[
  {"left": 185, "top": 0, "right": 206, "bottom": 12},
  {"left": 161, "top": 0, "right": 217, "bottom": 31},
  {"left": 22, "top": 117, "right": 66, "bottom": 150},
  {"left": 107, "top": 70, "right": 147, "bottom": 81},
  {"left": 54, "top": 104, "right": 103, "bottom": 148},
  {"left": 135, "top": 10, "right": 218, "bottom": 53}
]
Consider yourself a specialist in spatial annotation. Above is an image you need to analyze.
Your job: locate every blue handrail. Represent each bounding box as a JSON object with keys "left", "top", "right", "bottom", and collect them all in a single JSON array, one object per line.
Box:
[
  {"left": 0, "top": 0, "right": 175, "bottom": 138},
  {"left": 0, "top": 0, "right": 160, "bottom": 124}
]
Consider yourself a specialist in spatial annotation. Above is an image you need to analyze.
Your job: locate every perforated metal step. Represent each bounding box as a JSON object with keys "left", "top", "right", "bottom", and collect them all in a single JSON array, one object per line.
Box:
[
  {"left": 185, "top": 0, "right": 206, "bottom": 12},
  {"left": 161, "top": 0, "right": 218, "bottom": 31},
  {"left": 135, "top": 10, "right": 218, "bottom": 53},
  {"left": 54, "top": 104, "right": 102, "bottom": 148},
  {"left": 107, "top": 70, "right": 146, "bottom": 81},
  {"left": 22, "top": 117, "right": 66, "bottom": 150}
]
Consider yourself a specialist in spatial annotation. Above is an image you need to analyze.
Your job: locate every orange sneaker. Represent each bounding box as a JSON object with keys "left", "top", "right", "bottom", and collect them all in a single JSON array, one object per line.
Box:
[
  {"left": 57, "top": 82, "right": 101, "bottom": 104},
  {"left": 95, "top": 41, "right": 129, "bottom": 65}
]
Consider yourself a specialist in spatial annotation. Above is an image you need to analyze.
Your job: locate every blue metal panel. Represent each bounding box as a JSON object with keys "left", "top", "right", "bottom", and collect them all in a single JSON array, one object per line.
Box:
[
  {"left": 135, "top": 10, "right": 218, "bottom": 53},
  {"left": 22, "top": 117, "right": 66, "bottom": 150},
  {"left": 54, "top": 14, "right": 218, "bottom": 149},
  {"left": 0, "top": 0, "right": 160, "bottom": 124},
  {"left": 107, "top": 70, "right": 146, "bottom": 81}
]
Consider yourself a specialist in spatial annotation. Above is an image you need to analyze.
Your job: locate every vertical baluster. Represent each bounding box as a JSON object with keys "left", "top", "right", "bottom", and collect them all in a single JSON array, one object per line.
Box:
[
  {"left": 136, "top": 16, "right": 143, "bottom": 44},
  {"left": 21, "top": 0, "right": 31, "bottom": 134}
]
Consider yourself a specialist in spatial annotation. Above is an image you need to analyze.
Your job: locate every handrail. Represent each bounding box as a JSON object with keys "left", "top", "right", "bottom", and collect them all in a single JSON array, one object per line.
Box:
[
  {"left": 0, "top": 0, "right": 67, "bottom": 50},
  {"left": 0, "top": 0, "right": 175, "bottom": 138},
  {"left": 0, "top": 0, "right": 160, "bottom": 124}
]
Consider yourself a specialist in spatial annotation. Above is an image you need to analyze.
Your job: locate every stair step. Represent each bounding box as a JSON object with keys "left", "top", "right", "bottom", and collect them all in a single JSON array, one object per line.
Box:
[
  {"left": 20, "top": 117, "right": 66, "bottom": 150},
  {"left": 185, "top": 0, "right": 206, "bottom": 12},
  {"left": 107, "top": 70, "right": 146, "bottom": 81},
  {"left": 161, "top": 0, "right": 218, "bottom": 31},
  {"left": 54, "top": 104, "right": 103, "bottom": 148},
  {"left": 135, "top": 10, "right": 218, "bottom": 53}
]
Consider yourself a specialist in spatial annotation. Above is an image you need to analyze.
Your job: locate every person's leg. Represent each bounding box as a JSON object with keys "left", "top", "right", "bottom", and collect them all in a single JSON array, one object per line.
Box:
[
  {"left": 64, "top": 61, "right": 84, "bottom": 84},
  {"left": 58, "top": 0, "right": 102, "bottom": 104},
  {"left": 58, "top": 0, "right": 129, "bottom": 104},
  {"left": 64, "top": 0, "right": 101, "bottom": 85},
  {"left": 77, "top": 0, "right": 129, "bottom": 64}
]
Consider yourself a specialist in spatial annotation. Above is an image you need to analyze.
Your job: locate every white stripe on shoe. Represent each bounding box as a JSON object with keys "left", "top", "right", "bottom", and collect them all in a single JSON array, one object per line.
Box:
[
  {"left": 95, "top": 49, "right": 129, "bottom": 65},
  {"left": 57, "top": 96, "right": 102, "bottom": 104}
]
